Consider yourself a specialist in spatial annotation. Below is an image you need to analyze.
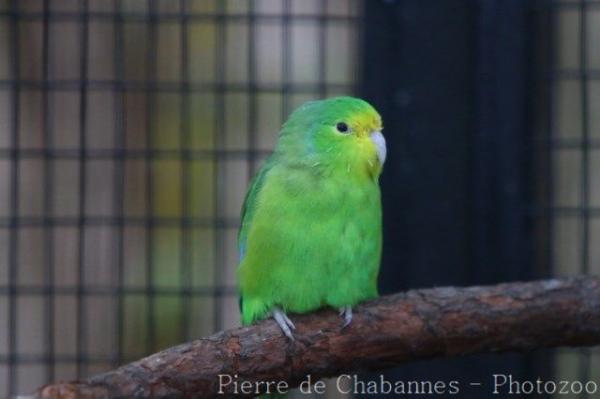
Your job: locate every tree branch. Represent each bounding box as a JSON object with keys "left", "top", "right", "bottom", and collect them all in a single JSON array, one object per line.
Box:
[{"left": 36, "top": 276, "right": 600, "bottom": 398}]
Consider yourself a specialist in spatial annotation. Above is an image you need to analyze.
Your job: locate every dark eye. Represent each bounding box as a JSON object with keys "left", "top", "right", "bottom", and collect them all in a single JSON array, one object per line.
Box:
[{"left": 336, "top": 122, "right": 349, "bottom": 133}]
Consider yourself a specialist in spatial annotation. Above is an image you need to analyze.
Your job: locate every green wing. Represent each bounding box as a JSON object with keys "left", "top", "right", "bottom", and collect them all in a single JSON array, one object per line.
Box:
[
  {"left": 237, "top": 156, "right": 274, "bottom": 315},
  {"left": 237, "top": 156, "right": 275, "bottom": 263}
]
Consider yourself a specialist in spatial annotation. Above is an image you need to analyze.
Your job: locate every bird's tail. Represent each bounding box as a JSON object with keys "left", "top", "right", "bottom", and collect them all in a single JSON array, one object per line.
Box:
[{"left": 240, "top": 296, "right": 270, "bottom": 325}]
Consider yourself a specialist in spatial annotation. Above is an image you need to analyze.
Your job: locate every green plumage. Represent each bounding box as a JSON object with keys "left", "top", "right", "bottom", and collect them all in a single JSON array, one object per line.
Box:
[{"left": 238, "top": 97, "right": 384, "bottom": 326}]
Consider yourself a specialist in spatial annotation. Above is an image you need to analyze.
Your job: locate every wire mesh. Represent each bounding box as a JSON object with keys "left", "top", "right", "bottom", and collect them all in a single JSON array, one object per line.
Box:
[
  {"left": 535, "top": 0, "right": 600, "bottom": 394},
  {"left": 0, "top": 0, "right": 362, "bottom": 396}
]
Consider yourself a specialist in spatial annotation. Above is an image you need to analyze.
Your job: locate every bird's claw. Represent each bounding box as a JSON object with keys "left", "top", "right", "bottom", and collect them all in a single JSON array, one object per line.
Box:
[
  {"left": 339, "top": 306, "right": 352, "bottom": 328},
  {"left": 272, "top": 307, "right": 295, "bottom": 340}
]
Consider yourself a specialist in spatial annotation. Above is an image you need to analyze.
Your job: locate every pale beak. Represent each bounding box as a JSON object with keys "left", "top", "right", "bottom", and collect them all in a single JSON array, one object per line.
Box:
[{"left": 370, "top": 131, "right": 386, "bottom": 165}]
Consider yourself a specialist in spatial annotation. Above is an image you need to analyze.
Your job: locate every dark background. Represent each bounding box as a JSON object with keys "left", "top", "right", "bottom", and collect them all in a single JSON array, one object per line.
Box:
[
  {"left": 362, "top": 0, "right": 544, "bottom": 394},
  {"left": 363, "top": 0, "right": 597, "bottom": 397}
]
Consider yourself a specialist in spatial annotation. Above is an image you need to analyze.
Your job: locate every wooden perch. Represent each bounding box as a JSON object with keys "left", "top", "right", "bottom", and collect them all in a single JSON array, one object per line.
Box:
[{"left": 36, "top": 276, "right": 600, "bottom": 398}]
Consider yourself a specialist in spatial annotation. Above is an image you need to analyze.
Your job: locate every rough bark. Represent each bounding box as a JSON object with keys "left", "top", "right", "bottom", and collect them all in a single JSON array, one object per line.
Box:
[{"left": 36, "top": 276, "right": 600, "bottom": 398}]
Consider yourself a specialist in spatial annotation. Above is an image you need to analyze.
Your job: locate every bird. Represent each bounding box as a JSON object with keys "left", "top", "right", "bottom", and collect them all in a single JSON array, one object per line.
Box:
[{"left": 237, "top": 96, "right": 386, "bottom": 339}]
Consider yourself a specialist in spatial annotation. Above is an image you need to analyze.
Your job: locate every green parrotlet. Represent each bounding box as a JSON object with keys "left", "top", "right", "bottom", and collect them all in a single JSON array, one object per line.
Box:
[{"left": 237, "top": 96, "right": 386, "bottom": 339}]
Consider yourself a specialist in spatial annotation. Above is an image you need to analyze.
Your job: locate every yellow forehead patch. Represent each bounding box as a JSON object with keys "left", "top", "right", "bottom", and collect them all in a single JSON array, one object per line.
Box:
[{"left": 351, "top": 110, "right": 382, "bottom": 134}]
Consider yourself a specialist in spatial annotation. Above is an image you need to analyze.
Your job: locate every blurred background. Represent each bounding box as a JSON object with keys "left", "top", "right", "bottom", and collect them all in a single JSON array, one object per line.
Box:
[{"left": 0, "top": 0, "right": 598, "bottom": 398}]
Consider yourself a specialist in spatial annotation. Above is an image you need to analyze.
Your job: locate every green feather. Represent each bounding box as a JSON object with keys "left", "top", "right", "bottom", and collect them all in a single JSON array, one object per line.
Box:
[{"left": 238, "top": 96, "right": 384, "bottom": 325}]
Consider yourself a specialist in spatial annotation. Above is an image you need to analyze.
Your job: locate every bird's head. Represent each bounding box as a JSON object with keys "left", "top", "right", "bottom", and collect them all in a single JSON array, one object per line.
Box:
[{"left": 276, "top": 96, "right": 385, "bottom": 179}]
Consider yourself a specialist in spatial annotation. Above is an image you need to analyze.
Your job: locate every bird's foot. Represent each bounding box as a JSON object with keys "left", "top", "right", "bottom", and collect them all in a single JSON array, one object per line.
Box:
[
  {"left": 339, "top": 306, "right": 353, "bottom": 328},
  {"left": 272, "top": 307, "right": 296, "bottom": 340}
]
